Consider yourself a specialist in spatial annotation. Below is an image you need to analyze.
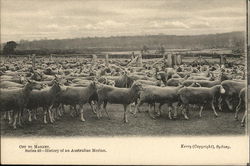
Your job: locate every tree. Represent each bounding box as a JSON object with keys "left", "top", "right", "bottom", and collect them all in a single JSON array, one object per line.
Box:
[
  {"left": 156, "top": 45, "right": 165, "bottom": 55},
  {"left": 141, "top": 45, "right": 149, "bottom": 54},
  {"left": 3, "top": 41, "right": 18, "bottom": 55}
]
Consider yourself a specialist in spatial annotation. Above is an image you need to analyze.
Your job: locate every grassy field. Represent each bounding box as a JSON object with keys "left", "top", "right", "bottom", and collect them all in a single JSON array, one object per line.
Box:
[{"left": 1, "top": 104, "right": 246, "bottom": 137}]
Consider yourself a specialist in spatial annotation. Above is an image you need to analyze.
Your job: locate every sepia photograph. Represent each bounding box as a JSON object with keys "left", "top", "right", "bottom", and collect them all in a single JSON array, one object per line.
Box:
[{"left": 0, "top": 0, "right": 249, "bottom": 165}]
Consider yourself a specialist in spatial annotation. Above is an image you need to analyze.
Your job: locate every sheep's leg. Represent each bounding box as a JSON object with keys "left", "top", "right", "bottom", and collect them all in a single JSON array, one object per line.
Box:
[
  {"left": 43, "top": 108, "right": 48, "bottom": 124},
  {"left": 123, "top": 105, "right": 128, "bottom": 123},
  {"left": 211, "top": 101, "right": 218, "bottom": 117},
  {"left": 76, "top": 105, "right": 81, "bottom": 116},
  {"left": 3, "top": 112, "right": 7, "bottom": 120},
  {"left": 8, "top": 111, "right": 13, "bottom": 124},
  {"left": 218, "top": 97, "right": 223, "bottom": 111},
  {"left": 157, "top": 104, "right": 162, "bottom": 117},
  {"left": 182, "top": 105, "right": 189, "bottom": 120},
  {"left": 225, "top": 97, "right": 233, "bottom": 111},
  {"left": 96, "top": 100, "right": 103, "bottom": 119},
  {"left": 89, "top": 101, "right": 97, "bottom": 114},
  {"left": 186, "top": 105, "right": 191, "bottom": 116},
  {"left": 48, "top": 105, "right": 54, "bottom": 123},
  {"left": 79, "top": 105, "right": 85, "bottom": 122},
  {"left": 61, "top": 104, "right": 65, "bottom": 115},
  {"left": 241, "top": 110, "right": 247, "bottom": 127},
  {"left": 153, "top": 103, "right": 157, "bottom": 115},
  {"left": 70, "top": 106, "right": 75, "bottom": 117},
  {"left": 133, "top": 100, "right": 138, "bottom": 114},
  {"left": 12, "top": 111, "right": 18, "bottom": 129},
  {"left": 33, "top": 109, "right": 37, "bottom": 120},
  {"left": 53, "top": 107, "right": 58, "bottom": 120},
  {"left": 17, "top": 111, "right": 23, "bottom": 127},
  {"left": 56, "top": 107, "right": 62, "bottom": 119},
  {"left": 28, "top": 109, "right": 32, "bottom": 122},
  {"left": 148, "top": 104, "right": 156, "bottom": 119},
  {"left": 58, "top": 105, "right": 63, "bottom": 117},
  {"left": 103, "top": 101, "right": 110, "bottom": 120},
  {"left": 168, "top": 105, "right": 173, "bottom": 120},
  {"left": 234, "top": 98, "right": 242, "bottom": 120},
  {"left": 199, "top": 105, "right": 204, "bottom": 118},
  {"left": 173, "top": 103, "right": 178, "bottom": 119},
  {"left": 58, "top": 107, "right": 63, "bottom": 117},
  {"left": 71, "top": 105, "right": 77, "bottom": 117},
  {"left": 128, "top": 104, "right": 132, "bottom": 113},
  {"left": 135, "top": 100, "right": 144, "bottom": 114},
  {"left": 52, "top": 108, "right": 56, "bottom": 122}
]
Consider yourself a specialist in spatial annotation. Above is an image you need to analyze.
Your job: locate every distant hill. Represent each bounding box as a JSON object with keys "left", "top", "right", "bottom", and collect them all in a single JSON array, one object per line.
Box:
[{"left": 1, "top": 31, "right": 245, "bottom": 55}]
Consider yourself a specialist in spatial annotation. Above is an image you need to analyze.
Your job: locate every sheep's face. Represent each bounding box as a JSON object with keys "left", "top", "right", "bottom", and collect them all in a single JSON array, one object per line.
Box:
[
  {"left": 89, "top": 81, "right": 97, "bottom": 90},
  {"left": 33, "top": 83, "right": 46, "bottom": 90},
  {"left": 25, "top": 81, "right": 40, "bottom": 91},
  {"left": 191, "top": 82, "right": 201, "bottom": 87},
  {"left": 132, "top": 82, "right": 143, "bottom": 91}
]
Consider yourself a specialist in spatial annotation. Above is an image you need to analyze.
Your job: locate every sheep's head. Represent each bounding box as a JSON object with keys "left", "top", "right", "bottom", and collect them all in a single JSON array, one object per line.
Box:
[
  {"left": 107, "top": 80, "right": 115, "bottom": 87},
  {"left": 52, "top": 80, "right": 61, "bottom": 93},
  {"left": 31, "top": 72, "right": 43, "bottom": 81},
  {"left": 189, "top": 82, "right": 201, "bottom": 87},
  {"left": 24, "top": 80, "right": 41, "bottom": 91},
  {"left": 132, "top": 81, "right": 143, "bottom": 91},
  {"left": 89, "top": 81, "right": 97, "bottom": 90}
]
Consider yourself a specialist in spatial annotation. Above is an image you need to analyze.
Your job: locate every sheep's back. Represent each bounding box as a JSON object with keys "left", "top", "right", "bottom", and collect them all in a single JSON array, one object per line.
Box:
[
  {"left": 0, "top": 88, "right": 25, "bottom": 112},
  {"left": 178, "top": 87, "right": 214, "bottom": 104}
]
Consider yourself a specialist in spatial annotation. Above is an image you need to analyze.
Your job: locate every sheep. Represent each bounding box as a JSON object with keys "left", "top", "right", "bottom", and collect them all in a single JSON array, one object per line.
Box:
[
  {"left": 234, "top": 88, "right": 246, "bottom": 122},
  {"left": 0, "top": 80, "right": 39, "bottom": 129},
  {"left": 182, "top": 80, "right": 221, "bottom": 87},
  {"left": 221, "top": 80, "right": 245, "bottom": 111},
  {"left": 26, "top": 80, "right": 62, "bottom": 124},
  {"left": 166, "top": 75, "right": 188, "bottom": 86},
  {"left": 114, "top": 74, "right": 134, "bottom": 88},
  {"left": 56, "top": 81, "right": 97, "bottom": 122},
  {"left": 135, "top": 82, "right": 201, "bottom": 119},
  {"left": 240, "top": 109, "right": 247, "bottom": 127},
  {"left": 0, "top": 81, "right": 23, "bottom": 89},
  {"left": 177, "top": 85, "right": 226, "bottom": 119},
  {"left": 187, "top": 75, "right": 214, "bottom": 80},
  {"left": 190, "top": 68, "right": 210, "bottom": 77},
  {"left": 137, "top": 80, "right": 161, "bottom": 86},
  {"left": 177, "top": 71, "right": 191, "bottom": 78},
  {"left": 1, "top": 75, "right": 25, "bottom": 84},
  {"left": 96, "top": 81, "right": 143, "bottom": 123},
  {"left": 135, "top": 85, "right": 184, "bottom": 119}
]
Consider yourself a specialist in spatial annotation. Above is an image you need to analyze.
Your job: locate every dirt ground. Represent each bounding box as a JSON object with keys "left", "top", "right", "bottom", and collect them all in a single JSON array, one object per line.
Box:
[{"left": 0, "top": 104, "right": 246, "bottom": 137}]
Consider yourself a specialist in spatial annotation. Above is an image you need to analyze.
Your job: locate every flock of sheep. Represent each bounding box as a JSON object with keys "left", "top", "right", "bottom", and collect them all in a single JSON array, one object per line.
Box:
[{"left": 0, "top": 55, "right": 247, "bottom": 130}]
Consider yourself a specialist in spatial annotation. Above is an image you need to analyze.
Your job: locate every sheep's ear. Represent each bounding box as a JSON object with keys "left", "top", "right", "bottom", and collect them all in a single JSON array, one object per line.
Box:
[{"left": 26, "top": 78, "right": 31, "bottom": 83}]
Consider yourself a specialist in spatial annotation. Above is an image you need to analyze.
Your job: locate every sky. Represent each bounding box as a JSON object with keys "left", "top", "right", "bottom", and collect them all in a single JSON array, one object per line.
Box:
[{"left": 1, "top": 0, "right": 247, "bottom": 42}]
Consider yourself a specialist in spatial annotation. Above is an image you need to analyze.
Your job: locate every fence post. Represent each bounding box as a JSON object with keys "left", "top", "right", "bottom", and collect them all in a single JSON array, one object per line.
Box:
[
  {"left": 167, "top": 53, "right": 172, "bottom": 67},
  {"left": 176, "top": 54, "right": 182, "bottom": 65},
  {"left": 92, "top": 54, "right": 97, "bottom": 66},
  {"left": 137, "top": 54, "right": 143, "bottom": 67},
  {"left": 105, "top": 54, "right": 109, "bottom": 67},
  {"left": 199, "top": 55, "right": 202, "bottom": 65},
  {"left": 173, "top": 53, "right": 177, "bottom": 66},
  {"left": 50, "top": 54, "right": 53, "bottom": 61},
  {"left": 32, "top": 54, "right": 36, "bottom": 70}
]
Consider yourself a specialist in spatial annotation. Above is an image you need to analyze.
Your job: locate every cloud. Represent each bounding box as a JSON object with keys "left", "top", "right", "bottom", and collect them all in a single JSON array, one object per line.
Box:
[
  {"left": 150, "top": 21, "right": 190, "bottom": 29},
  {"left": 1, "top": 0, "right": 246, "bottom": 42}
]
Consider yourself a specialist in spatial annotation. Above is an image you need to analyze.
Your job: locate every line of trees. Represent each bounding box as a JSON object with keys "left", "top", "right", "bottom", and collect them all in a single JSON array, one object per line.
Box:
[{"left": 0, "top": 31, "right": 244, "bottom": 56}]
